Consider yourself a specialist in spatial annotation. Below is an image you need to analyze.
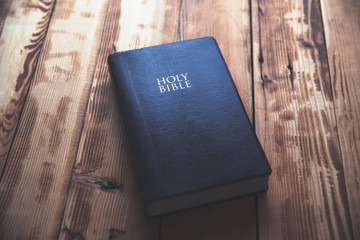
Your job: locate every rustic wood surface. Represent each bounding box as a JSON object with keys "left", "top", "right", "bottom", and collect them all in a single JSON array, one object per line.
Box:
[
  {"left": 0, "top": 0, "right": 359, "bottom": 239},
  {"left": 252, "top": 0, "right": 354, "bottom": 239}
]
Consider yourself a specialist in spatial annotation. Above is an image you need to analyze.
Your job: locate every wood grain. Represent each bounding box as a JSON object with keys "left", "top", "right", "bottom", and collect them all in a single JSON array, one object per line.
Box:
[
  {"left": 0, "top": 0, "right": 110, "bottom": 238},
  {"left": 161, "top": 197, "right": 257, "bottom": 240},
  {"left": 159, "top": 1, "right": 256, "bottom": 239},
  {"left": 0, "top": 0, "right": 12, "bottom": 35},
  {"left": 1, "top": 0, "right": 359, "bottom": 238},
  {"left": 320, "top": 0, "right": 360, "bottom": 238},
  {"left": 0, "top": 0, "right": 55, "bottom": 177},
  {"left": 60, "top": 0, "right": 181, "bottom": 239},
  {"left": 252, "top": 0, "right": 353, "bottom": 239}
]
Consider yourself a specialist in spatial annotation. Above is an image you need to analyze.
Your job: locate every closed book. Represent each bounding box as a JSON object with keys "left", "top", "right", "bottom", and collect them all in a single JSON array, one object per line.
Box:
[{"left": 107, "top": 37, "right": 271, "bottom": 217}]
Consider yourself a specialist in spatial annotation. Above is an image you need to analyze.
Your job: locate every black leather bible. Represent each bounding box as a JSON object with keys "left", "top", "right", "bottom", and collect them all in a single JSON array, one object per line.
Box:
[{"left": 108, "top": 37, "right": 271, "bottom": 217}]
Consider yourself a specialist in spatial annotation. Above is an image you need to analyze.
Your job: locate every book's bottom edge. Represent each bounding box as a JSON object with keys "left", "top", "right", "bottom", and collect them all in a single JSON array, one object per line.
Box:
[{"left": 145, "top": 175, "right": 269, "bottom": 217}]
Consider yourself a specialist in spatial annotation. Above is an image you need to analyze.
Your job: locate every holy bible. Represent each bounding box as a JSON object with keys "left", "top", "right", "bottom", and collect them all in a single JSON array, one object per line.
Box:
[{"left": 108, "top": 37, "right": 271, "bottom": 217}]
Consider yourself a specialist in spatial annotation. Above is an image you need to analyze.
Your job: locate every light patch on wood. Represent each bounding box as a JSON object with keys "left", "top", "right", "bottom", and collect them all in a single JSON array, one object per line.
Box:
[
  {"left": 284, "top": 1, "right": 309, "bottom": 37},
  {"left": 115, "top": 0, "right": 167, "bottom": 50}
]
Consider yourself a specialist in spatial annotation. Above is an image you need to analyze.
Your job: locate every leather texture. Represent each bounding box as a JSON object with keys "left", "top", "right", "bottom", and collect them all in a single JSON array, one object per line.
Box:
[{"left": 108, "top": 37, "right": 271, "bottom": 208}]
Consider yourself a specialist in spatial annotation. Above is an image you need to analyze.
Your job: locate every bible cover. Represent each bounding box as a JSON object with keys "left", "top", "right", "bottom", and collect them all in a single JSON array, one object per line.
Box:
[{"left": 108, "top": 37, "right": 271, "bottom": 217}]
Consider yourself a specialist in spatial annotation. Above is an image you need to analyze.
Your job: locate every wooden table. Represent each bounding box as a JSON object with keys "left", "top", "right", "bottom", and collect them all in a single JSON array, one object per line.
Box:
[{"left": 0, "top": 0, "right": 359, "bottom": 239}]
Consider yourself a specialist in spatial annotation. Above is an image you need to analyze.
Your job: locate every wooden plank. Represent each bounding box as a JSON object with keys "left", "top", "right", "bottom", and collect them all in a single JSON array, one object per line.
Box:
[
  {"left": 0, "top": 0, "right": 55, "bottom": 177},
  {"left": 214, "top": 0, "right": 253, "bottom": 119},
  {"left": 177, "top": 0, "right": 253, "bottom": 118},
  {"left": 0, "top": 0, "right": 110, "bottom": 238},
  {"left": 252, "top": 0, "right": 353, "bottom": 239},
  {"left": 320, "top": 0, "right": 360, "bottom": 238},
  {"left": 160, "top": 197, "right": 256, "bottom": 239},
  {"left": 0, "top": 0, "right": 12, "bottom": 35},
  {"left": 160, "top": 1, "right": 256, "bottom": 239},
  {"left": 59, "top": 0, "right": 180, "bottom": 239}
]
